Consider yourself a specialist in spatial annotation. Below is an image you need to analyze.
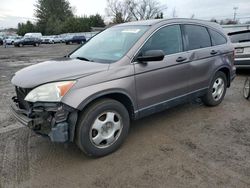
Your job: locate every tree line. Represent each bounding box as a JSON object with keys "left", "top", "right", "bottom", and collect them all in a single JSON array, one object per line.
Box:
[
  {"left": 17, "top": 0, "right": 105, "bottom": 36},
  {"left": 16, "top": 0, "right": 246, "bottom": 36},
  {"left": 17, "top": 0, "right": 165, "bottom": 36}
]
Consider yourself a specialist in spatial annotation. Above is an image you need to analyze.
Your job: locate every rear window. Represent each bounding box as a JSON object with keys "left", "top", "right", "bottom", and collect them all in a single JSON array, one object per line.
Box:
[
  {"left": 229, "top": 31, "right": 250, "bottom": 43},
  {"left": 209, "top": 29, "right": 227, "bottom": 45},
  {"left": 183, "top": 25, "right": 211, "bottom": 51}
]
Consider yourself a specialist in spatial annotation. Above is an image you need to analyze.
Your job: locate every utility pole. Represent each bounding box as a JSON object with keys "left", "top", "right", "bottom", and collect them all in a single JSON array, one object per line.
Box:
[
  {"left": 233, "top": 7, "right": 238, "bottom": 21},
  {"left": 172, "top": 8, "right": 177, "bottom": 18}
]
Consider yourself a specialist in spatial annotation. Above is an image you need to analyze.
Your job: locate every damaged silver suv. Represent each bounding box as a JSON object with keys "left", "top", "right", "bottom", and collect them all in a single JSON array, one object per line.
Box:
[{"left": 11, "top": 19, "right": 236, "bottom": 157}]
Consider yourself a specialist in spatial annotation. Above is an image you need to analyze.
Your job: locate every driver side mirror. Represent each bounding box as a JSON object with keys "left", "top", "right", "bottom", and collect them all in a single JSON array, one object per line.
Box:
[{"left": 136, "top": 50, "right": 165, "bottom": 62}]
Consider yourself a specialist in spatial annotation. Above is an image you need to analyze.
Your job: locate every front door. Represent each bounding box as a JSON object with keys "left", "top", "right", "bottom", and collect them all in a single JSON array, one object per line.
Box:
[{"left": 134, "top": 24, "right": 191, "bottom": 115}]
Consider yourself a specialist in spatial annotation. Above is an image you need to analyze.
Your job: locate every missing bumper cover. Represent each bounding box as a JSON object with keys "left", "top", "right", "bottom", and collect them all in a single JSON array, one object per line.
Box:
[{"left": 11, "top": 96, "right": 78, "bottom": 143}]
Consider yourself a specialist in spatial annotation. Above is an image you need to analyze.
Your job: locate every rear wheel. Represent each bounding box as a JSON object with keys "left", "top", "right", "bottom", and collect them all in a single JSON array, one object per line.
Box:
[
  {"left": 202, "top": 71, "right": 227, "bottom": 106},
  {"left": 243, "top": 77, "right": 250, "bottom": 99},
  {"left": 76, "top": 99, "right": 130, "bottom": 157}
]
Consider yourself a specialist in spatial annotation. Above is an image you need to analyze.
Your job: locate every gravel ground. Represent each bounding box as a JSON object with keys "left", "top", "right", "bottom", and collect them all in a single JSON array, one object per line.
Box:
[{"left": 0, "top": 44, "right": 250, "bottom": 188}]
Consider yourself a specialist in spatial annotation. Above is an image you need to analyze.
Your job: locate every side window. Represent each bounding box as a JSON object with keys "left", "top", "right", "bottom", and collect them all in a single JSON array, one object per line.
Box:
[
  {"left": 141, "top": 25, "right": 183, "bottom": 55},
  {"left": 209, "top": 29, "right": 227, "bottom": 45},
  {"left": 183, "top": 25, "right": 211, "bottom": 51}
]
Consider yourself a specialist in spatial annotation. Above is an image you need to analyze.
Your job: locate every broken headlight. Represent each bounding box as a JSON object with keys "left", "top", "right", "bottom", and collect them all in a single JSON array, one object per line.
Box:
[{"left": 25, "top": 81, "right": 76, "bottom": 102}]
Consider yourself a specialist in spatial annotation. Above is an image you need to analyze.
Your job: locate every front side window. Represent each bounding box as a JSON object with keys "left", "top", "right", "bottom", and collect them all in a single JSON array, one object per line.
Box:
[
  {"left": 140, "top": 25, "right": 183, "bottom": 55},
  {"left": 70, "top": 26, "right": 149, "bottom": 63},
  {"left": 209, "top": 29, "right": 227, "bottom": 45},
  {"left": 183, "top": 25, "right": 211, "bottom": 51}
]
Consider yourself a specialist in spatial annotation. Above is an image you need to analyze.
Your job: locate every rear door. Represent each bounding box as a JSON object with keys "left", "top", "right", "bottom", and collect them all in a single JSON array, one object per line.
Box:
[
  {"left": 182, "top": 24, "right": 215, "bottom": 91},
  {"left": 134, "top": 24, "right": 191, "bottom": 113}
]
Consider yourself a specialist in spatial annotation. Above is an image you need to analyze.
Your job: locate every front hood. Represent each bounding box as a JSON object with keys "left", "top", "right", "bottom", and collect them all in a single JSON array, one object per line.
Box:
[{"left": 11, "top": 58, "right": 109, "bottom": 88}]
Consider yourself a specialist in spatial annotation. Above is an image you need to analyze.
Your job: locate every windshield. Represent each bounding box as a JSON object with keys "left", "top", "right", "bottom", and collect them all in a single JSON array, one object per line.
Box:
[{"left": 69, "top": 26, "right": 149, "bottom": 63}]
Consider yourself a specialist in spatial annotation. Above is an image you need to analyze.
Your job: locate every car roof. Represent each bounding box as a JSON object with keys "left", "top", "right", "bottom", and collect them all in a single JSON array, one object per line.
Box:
[{"left": 114, "top": 18, "right": 222, "bottom": 31}]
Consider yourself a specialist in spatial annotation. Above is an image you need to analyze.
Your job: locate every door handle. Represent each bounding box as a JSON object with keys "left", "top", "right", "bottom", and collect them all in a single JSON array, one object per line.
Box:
[
  {"left": 210, "top": 50, "right": 218, "bottom": 55},
  {"left": 176, "top": 57, "right": 187, "bottom": 62}
]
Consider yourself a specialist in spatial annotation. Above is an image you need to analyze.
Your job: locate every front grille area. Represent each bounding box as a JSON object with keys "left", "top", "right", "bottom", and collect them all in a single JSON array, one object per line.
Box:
[{"left": 15, "top": 86, "right": 32, "bottom": 110}]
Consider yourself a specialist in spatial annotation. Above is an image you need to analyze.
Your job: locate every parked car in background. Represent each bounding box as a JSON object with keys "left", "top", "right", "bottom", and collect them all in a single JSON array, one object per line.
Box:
[
  {"left": 14, "top": 37, "right": 42, "bottom": 47},
  {"left": 228, "top": 30, "right": 250, "bottom": 68},
  {"left": 51, "top": 35, "right": 64, "bottom": 43},
  {"left": 11, "top": 19, "right": 235, "bottom": 157},
  {"left": 41, "top": 35, "right": 64, "bottom": 44},
  {"left": 0, "top": 37, "right": 3, "bottom": 45},
  {"left": 24, "top": 33, "right": 42, "bottom": 39},
  {"left": 65, "top": 35, "right": 86, "bottom": 44},
  {"left": 5, "top": 36, "right": 22, "bottom": 45},
  {"left": 41, "top": 36, "right": 51, "bottom": 44}
]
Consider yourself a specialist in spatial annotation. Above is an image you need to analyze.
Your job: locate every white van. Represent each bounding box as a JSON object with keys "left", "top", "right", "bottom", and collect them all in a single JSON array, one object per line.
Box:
[{"left": 24, "top": 33, "right": 42, "bottom": 39}]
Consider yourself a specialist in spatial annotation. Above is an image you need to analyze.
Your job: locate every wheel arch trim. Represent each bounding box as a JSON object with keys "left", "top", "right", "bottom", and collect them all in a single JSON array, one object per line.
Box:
[
  {"left": 76, "top": 89, "right": 138, "bottom": 119},
  {"left": 210, "top": 65, "right": 231, "bottom": 87}
]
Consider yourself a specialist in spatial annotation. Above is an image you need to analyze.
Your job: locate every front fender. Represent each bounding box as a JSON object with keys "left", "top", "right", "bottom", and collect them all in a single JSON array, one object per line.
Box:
[{"left": 61, "top": 76, "right": 137, "bottom": 111}]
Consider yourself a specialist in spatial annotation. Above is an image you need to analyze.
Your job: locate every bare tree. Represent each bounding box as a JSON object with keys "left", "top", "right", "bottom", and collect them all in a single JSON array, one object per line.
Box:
[
  {"left": 106, "top": 0, "right": 166, "bottom": 23},
  {"left": 106, "top": 0, "right": 132, "bottom": 23},
  {"left": 210, "top": 18, "right": 218, "bottom": 23},
  {"left": 220, "top": 18, "right": 239, "bottom": 25}
]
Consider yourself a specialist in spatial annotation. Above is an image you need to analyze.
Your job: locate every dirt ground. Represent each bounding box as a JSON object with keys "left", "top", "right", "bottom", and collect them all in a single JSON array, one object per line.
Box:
[{"left": 0, "top": 44, "right": 250, "bottom": 188}]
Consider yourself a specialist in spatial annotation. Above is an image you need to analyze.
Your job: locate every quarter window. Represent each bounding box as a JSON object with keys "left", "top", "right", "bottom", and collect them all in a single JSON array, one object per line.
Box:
[
  {"left": 183, "top": 25, "right": 211, "bottom": 50},
  {"left": 141, "top": 25, "right": 183, "bottom": 55},
  {"left": 209, "top": 29, "right": 227, "bottom": 45}
]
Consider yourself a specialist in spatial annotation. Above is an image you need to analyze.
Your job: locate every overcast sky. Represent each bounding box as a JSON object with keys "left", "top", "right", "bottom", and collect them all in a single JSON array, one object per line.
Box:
[{"left": 0, "top": 0, "right": 250, "bottom": 29}]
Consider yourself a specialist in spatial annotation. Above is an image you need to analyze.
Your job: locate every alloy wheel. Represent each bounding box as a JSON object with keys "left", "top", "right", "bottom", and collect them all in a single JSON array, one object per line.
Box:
[
  {"left": 89, "top": 111, "right": 123, "bottom": 149},
  {"left": 212, "top": 77, "right": 225, "bottom": 101}
]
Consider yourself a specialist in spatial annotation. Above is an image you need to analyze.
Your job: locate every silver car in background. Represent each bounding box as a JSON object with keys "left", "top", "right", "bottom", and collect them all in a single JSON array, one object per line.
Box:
[{"left": 228, "top": 30, "right": 250, "bottom": 68}]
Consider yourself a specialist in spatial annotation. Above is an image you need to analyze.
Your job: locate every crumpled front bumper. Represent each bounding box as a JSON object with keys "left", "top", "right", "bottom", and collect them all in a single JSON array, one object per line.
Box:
[
  {"left": 11, "top": 97, "right": 43, "bottom": 128},
  {"left": 10, "top": 97, "right": 78, "bottom": 143}
]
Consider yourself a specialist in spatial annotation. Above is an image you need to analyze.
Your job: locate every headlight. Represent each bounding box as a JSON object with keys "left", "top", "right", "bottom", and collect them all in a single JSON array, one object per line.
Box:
[{"left": 25, "top": 81, "right": 76, "bottom": 102}]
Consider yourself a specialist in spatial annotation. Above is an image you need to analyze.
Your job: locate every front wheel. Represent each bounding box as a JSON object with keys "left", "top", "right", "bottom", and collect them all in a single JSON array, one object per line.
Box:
[
  {"left": 76, "top": 99, "right": 130, "bottom": 157},
  {"left": 202, "top": 71, "right": 227, "bottom": 106}
]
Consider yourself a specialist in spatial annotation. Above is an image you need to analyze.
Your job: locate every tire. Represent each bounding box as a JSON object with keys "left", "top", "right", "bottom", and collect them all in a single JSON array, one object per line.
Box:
[
  {"left": 19, "top": 43, "right": 23, "bottom": 47},
  {"left": 202, "top": 71, "right": 227, "bottom": 106},
  {"left": 76, "top": 99, "right": 130, "bottom": 157},
  {"left": 243, "top": 77, "right": 250, "bottom": 99}
]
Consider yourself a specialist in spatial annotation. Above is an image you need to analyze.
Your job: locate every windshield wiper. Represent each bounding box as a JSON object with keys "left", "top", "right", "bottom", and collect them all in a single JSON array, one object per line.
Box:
[{"left": 76, "top": 56, "right": 93, "bottom": 62}]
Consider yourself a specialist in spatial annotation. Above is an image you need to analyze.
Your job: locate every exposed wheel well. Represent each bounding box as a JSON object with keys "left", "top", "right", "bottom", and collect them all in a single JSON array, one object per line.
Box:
[
  {"left": 218, "top": 67, "right": 230, "bottom": 87},
  {"left": 81, "top": 93, "right": 136, "bottom": 120}
]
